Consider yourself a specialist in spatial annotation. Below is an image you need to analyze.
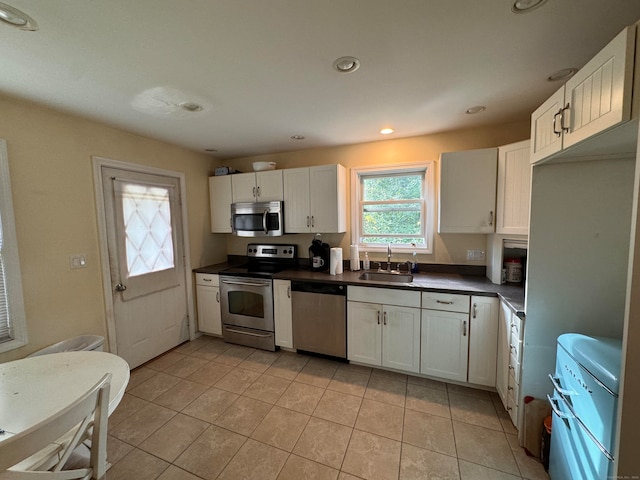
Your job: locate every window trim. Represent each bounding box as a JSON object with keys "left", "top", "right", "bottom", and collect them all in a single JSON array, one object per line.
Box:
[
  {"left": 351, "top": 162, "right": 435, "bottom": 254},
  {"left": 0, "top": 139, "right": 28, "bottom": 353}
]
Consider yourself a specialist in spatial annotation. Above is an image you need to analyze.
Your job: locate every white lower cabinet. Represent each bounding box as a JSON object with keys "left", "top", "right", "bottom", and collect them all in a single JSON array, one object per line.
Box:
[
  {"left": 496, "top": 300, "right": 511, "bottom": 406},
  {"left": 273, "top": 279, "right": 293, "bottom": 349},
  {"left": 195, "top": 273, "right": 222, "bottom": 335},
  {"left": 468, "top": 296, "right": 499, "bottom": 387},
  {"left": 420, "top": 309, "right": 469, "bottom": 382},
  {"left": 347, "top": 286, "right": 421, "bottom": 373},
  {"left": 496, "top": 299, "right": 524, "bottom": 427}
]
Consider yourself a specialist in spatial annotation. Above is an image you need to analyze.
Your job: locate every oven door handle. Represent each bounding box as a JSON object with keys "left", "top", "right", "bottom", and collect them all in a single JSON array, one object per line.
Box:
[
  {"left": 221, "top": 279, "right": 270, "bottom": 287},
  {"left": 548, "top": 374, "right": 576, "bottom": 396},
  {"left": 225, "top": 328, "right": 272, "bottom": 338},
  {"left": 263, "top": 209, "right": 268, "bottom": 234}
]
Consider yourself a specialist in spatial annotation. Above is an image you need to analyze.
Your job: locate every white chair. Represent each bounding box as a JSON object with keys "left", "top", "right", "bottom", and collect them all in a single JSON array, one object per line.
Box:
[{"left": 0, "top": 373, "right": 111, "bottom": 480}]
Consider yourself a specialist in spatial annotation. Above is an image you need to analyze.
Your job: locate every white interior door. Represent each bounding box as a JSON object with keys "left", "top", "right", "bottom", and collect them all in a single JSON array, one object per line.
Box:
[{"left": 101, "top": 166, "right": 189, "bottom": 368}]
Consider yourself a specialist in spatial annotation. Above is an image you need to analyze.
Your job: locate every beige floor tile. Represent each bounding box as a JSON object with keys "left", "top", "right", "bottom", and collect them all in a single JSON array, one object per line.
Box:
[
  {"left": 162, "top": 356, "right": 210, "bottom": 378},
  {"left": 295, "top": 357, "right": 340, "bottom": 388},
  {"left": 276, "top": 381, "right": 325, "bottom": 414},
  {"left": 453, "top": 421, "right": 519, "bottom": 475},
  {"left": 449, "top": 392, "right": 502, "bottom": 431},
  {"left": 446, "top": 383, "right": 492, "bottom": 399},
  {"left": 511, "top": 445, "right": 549, "bottom": 480},
  {"left": 458, "top": 459, "right": 521, "bottom": 480},
  {"left": 181, "top": 387, "right": 238, "bottom": 423},
  {"left": 371, "top": 368, "right": 408, "bottom": 383},
  {"left": 277, "top": 454, "right": 340, "bottom": 480},
  {"left": 174, "top": 425, "right": 247, "bottom": 480},
  {"left": 145, "top": 351, "right": 188, "bottom": 371},
  {"left": 338, "top": 363, "right": 373, "bottom": 376},
  {"left": 338, "top": 473, "right": 364, "bottom": 480},
  {"left": 152, "top": 379, "right": 209, "bottom": 411},
  {"left": 217, "top": 438, "right": 289, "bottom": 480},
  {"left": 127, "top": 372, "right": 182, "bottom": 401},
  {"left": 243, "top": 373, "right": 292, "bottom": 404},
  {"left": 110, "top": 402, "right": 176, "bottom": 446},
  {"left": 239, "top": 349, "right": 282, "bottom": 373},
  {"left": 293, "top": 417, "right": 353, "bottom": 469},
  {"left": 251, "top": 405, "right": 310, "bottom": 451},
  {"left": 107, "top": 448, "right": 170, "bottom": 480},
  {"left": 355, "top": 398, "right": 404, "bottom": 441},
  {"left": 265, "top": 351, "right": 310, "bottom": 380},
  {"left": 328, "top": 369, "right": 370, "bottom": 397},
  {"left": 189, "top": 339, "right": 232, "bottom": 360},
  {"left": 497, "top": 407, "right": 519, "bottom": 435},
  {"left": 107, "top": 434, "right": 134, "bottom": 466},
  {"left": 157, "top": 465, "right": 203, "bottom": 480},
  {"left": 186, "top": 360, "right": 233, "bottom": 386},
  {"left": 364, "top": 375, "right": 407, "bottom": 407},
  {"left": 403, "top": 409, "right": 456, "bottom": 457},
  {"left": 173, "top": 337, "right": 211, "bottom": 355},
  {"left": 214, "top": 366, "right": 261, "bottom": 394},
  {"left": 342, "top": 430, "right": 402, "bottom": 480},
  {"left": 126, "top": 367, "right": 157, "bottom": 391},
  {"left": 214, "top": 395, "right": 273, "bottom": 436},
  {"left": 400, "top": 443, "right": 460, "bottom": 480},
  {"left": 405, "top": 383, "right": 450, "bottom": 418},
  {"left": 406, "top": 375, "right": 447, "bottom": 391},
  {"left": 139, "top": 413, "right": 210, "bottom": 462},
  {"left": 109, "top": 393, "right": 148, "bottom": 428},
  {"left": 215, "top": 344, "right": 256, "bottom": 366},
  {"left": 314, "top": 389, "right": 363, "bottom": 427}
]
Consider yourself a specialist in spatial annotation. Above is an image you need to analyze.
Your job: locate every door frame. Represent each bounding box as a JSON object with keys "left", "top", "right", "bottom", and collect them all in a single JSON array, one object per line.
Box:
[{"left": 92, "top": 156, "right": 196, "bottom": 355}]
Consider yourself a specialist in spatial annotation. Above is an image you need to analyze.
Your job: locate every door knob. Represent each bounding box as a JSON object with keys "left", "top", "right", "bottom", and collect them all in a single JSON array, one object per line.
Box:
[{"left": 115, "top": 283, "right": 127, "bottom": 292}]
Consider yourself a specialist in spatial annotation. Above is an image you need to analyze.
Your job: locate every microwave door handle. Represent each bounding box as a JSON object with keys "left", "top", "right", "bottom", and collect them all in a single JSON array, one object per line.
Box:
[{"left": 263, "top": 209, "right": 268, "bottom": 234}]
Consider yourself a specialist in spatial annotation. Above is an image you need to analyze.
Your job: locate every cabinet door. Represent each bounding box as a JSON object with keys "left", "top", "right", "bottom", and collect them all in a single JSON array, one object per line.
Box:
[
  {"left": 496, "top": 140, "right": 531, "bottom": 235},
  {"left": 347, "top": 301, "right": 382, "bottom": 366},
  {"left": 209, "top": 176, "right": 232, "bottom": 233},
  {"left": 231, "top": 172, "right": 258, "bottom": 203},
  {"left": 563, "top": 26, "right": 635, "bottom": 150},
  {"left": 420, "top": 309, "right": 468, "bottom": 382},
  {"left": 309, "top": 164, "right": 346, "bottom": 233},
  {"left": 273, "top": 279, "right": 293, "bottom": 348},
  {"left": 283, "top": 168, "right": 311, "bottom": 233},
  {"left": 256, "top": 170, "right": 284, "bottom": 202},
  {"left": 468, "top": 296, "right": 499, "bottom": 387},
  {"left": 530, "top": 87, "right": 565, "bottom": 165},
  {"left": 495, "top": 301, "right": 511, "bottom": 409},
  {"left": 382, "top": 305, "right": 421, "bottom": 373},
  {"left": 196, "top": 284, "right": 222, "bottom": 335},
  {"left": 438, "top": 148, "right": 497, "bottom": 233}
]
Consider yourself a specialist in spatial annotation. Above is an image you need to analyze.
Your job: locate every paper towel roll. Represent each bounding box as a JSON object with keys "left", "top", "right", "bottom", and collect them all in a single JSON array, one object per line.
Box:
[
  {"left": 330, "top": 247, "right": 343, "bottom": 275},
  {"left": 350, "top": 244, "right": 360, "bottom": 271}
]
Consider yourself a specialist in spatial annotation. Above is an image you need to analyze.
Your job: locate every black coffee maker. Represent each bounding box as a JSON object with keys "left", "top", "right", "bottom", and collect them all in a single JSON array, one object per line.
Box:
[{"left": 309, "top": 234, "right": 330, "bottom": 272}]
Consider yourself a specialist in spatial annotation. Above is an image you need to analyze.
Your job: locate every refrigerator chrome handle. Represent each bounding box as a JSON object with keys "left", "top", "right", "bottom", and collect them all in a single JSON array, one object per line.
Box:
[
  {"left": 548, "top": 374, "right": 576, "bottom": 396},
  {"left": 547, "top": 394, "right": 573, "bottom": 419}
]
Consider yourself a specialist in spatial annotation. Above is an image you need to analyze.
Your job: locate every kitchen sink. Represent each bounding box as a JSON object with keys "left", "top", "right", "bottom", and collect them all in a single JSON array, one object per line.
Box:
[{"left": 359, "top": 271, "right": 414, "bottom": 283}]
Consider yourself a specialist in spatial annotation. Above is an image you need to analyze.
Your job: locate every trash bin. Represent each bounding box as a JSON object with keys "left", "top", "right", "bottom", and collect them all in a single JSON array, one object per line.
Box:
[
  {"left": 541, "top": 415, "right": 552, "bottom": 471},
  {"left": 28, "top": 335, "right": 105, "bottom": 357}
]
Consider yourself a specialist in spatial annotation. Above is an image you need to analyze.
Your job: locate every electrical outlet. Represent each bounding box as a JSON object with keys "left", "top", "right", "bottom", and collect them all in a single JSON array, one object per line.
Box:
[
  {"left": 69, "top": 254, "right": 87, "bottom": 269},
  {"left": 466, "top": 249, "right": 485, "bottom": 261}
]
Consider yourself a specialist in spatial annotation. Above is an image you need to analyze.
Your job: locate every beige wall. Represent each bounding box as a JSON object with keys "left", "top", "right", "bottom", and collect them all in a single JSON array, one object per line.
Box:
[
  {"left": 0, "top": 94, "right": 224, "bottom": 362},
  {"left": 224, "top": 121, "right": 530, "bottom": 265}
]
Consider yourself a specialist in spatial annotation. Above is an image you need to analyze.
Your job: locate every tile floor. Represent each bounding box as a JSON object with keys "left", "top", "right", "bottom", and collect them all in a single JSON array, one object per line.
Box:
[{"left": 106, "top": 336, "right": 549, "bottom": 480}]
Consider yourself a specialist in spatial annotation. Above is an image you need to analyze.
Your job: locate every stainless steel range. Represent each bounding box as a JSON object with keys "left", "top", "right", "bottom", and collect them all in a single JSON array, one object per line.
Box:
[{"left": 219, "top": 243, "right": 297, "bottom": 351}]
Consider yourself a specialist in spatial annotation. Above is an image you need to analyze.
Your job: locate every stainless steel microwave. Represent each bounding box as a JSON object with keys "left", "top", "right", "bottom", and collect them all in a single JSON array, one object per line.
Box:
[{"left": 231, "top": 201, "right": 284, "bottom": 237}]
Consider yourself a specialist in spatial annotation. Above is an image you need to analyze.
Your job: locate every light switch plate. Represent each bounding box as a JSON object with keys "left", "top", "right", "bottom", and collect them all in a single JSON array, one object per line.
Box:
[{"left": 466, "top": 249, "right": 485, "bottom": 261}]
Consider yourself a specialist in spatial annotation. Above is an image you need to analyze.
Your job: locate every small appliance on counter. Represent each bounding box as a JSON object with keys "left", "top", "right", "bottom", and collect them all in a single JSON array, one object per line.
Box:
[{"left": 309, "top": 234, "right": 330, "bottom": 272}]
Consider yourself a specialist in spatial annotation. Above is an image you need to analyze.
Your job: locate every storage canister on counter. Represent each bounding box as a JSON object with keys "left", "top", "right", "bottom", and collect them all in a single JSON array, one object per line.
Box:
[{"left": 505, "top": 258, "right": 522, "bottom": 283}]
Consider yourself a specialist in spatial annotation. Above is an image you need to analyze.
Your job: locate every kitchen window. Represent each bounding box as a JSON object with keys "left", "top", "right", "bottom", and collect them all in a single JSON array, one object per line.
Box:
[
  {"left": 0, "top": 139, "right": 27, "bottom": 353},
  {"left": 351, "top": 163, "right": 434, "bottom": 253}
]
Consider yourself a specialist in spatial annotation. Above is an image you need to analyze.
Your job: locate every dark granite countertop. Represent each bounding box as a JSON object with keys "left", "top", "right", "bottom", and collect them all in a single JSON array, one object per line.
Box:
[{"left": 193, "top": 263, "right": 525, "bottom": 317}]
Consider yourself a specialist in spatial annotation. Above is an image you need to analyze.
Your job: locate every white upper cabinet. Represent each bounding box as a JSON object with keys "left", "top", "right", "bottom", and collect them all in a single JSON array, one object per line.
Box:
[
  {"left": 209, "top": 175, "right": 233, "bottom": 233},
  {"left": 496, "top": 140, "right": 531, "bottom": 235},
  {"left": 530, "top": 26, "right": 636, "bottom": 164},
  {"left": 438, "top": 148, "right": 497, "bottom": 233},
  {"left": 283, "top": 164, "right": 346, "bottom": 233},
  {"left": 231, "top": 170, "right": 283, "bottom": 203}
]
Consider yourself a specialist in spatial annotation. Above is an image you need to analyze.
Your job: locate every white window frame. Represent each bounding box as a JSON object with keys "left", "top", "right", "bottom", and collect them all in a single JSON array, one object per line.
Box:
[
  {"left": 0, "top": 139, "right": 28, "bottom": 353},
  {"left": 351, "top": 162, "right": 434, "bottom": 254}
]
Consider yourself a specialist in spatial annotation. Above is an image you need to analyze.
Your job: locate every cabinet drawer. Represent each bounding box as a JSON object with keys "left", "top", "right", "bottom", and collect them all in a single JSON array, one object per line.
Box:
[
  {"left": 508, "top": 370, "right": 519, "bottom": 401},
  {"left": 348, "top": 286, "right": 420, "bottom": 308},
  {"left": 507, "top": 391, "right": 519, "bottom": 426},
  {"left": 509, "top": 331, "right": 522, "bottom": 361},
  {"left": 195, "top": 273, "right": 219, "bottom": 287},
  {"left": 510, "top": 314, "right": 522, "bottom": 339},
  {"left": 421, "top": 292, "right": 470, "bottom": 313},
  {"left": 509, "top": 351, "right": 521, "bottom": 384}
]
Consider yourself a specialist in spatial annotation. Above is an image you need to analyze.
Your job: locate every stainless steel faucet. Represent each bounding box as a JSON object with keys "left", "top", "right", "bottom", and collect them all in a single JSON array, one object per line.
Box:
[{"left": 387, "top": 243, "right": 392, "bottom": 271}]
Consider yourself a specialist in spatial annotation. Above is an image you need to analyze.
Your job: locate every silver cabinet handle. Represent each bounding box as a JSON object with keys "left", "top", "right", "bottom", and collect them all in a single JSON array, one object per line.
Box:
[
  {"left": 202, "top": 278, "right": 212, "bottom": 282},
  {"left": 473, "top": 303, "right": 477, "bottom": 318},
  {"left": 257, "top": 186, "right": 261, "bottom": 198},
  {"left": 306, "top": 216, "right": 310, "bottom": 227},
  {"left": 561, "top": 102, "right": 570, "bottom": 133},
  {"left": 216, "top": 291, "right": 219, "bottom": 303},
  {"left": 436, "top": 300, "right": 453, "bottom": 305},
  {"left": 311, "top": 215, "right": 315, "bottom": 227},
  {"left": 553, "top": 108, "right": 564, "bottom": 137},
  {"left": 252, "top": 186, "right": 256, "bottom": 198},
  {"left": 383, "top": 311, "right": 387, "bottom": 326},
  {"left": 489, "top": 211, "right": 493, "bottom": 226},
  {"left": 462, "top": 320, "right": 467, "bottom": 336},
  {"left": 115, "top": 283, "right": 127, "bottom": 292},
  {"left": 377, "top": 311, "right": 381, "bottom": 325},
  {"left": 287, "top": 286, "right": 290, "bottom": 298}
]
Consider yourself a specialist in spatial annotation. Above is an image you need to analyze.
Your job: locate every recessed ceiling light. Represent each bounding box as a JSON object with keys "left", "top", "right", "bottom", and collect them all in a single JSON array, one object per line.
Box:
[
  {"left": 291, "top": 135, "right": 305, "bottom": 140},
  {"left": 179, "top": 102, "right": 203, "bottom": 112},
  {"left": 0, "top": 2, "right": 38, "bottom": 30},
  {"left": 466, "top": 106, "right": 486, "bottom": 114},
  {"left": 333, "top": 56, "right": 360, "bottom": 74},
  {"left": 511, "top": 0, "right": 548, "bottom": 14},
  {"left": 547, "top": 68, "right": 578, "bottom": 82},
  {"left": 380, "top": 128, "right": 394, "bottom": 135}
]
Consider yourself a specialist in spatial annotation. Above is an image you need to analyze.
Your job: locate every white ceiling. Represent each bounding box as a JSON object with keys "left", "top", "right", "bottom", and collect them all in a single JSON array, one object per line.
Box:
[{"left": 2, "top": 1, "right": 640, "bottom": 159}]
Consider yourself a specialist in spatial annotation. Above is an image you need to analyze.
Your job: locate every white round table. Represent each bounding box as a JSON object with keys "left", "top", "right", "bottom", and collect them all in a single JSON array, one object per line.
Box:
[{"left": 0, "top": 351, "right": 130, "bottom": 448}]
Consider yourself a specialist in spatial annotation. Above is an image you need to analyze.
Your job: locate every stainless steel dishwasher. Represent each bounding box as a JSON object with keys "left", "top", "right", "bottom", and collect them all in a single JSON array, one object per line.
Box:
[{"left": 291, "top": 281, "right": 347, "bottom": 359}]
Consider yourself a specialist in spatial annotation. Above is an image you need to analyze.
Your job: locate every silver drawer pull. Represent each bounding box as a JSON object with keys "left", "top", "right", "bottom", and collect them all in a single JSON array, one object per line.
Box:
[
  {"left": 462, "top": 320, "right": 467, "bottom": 336},
  {"left": 225, "top": 328, "right": 272, "bottom": 338},
  {"left": 202, "top": 278, "right": 212, "bottom": 282},
  {"left": 436, "top": 300, "right": 454, "bottom": 305}
]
